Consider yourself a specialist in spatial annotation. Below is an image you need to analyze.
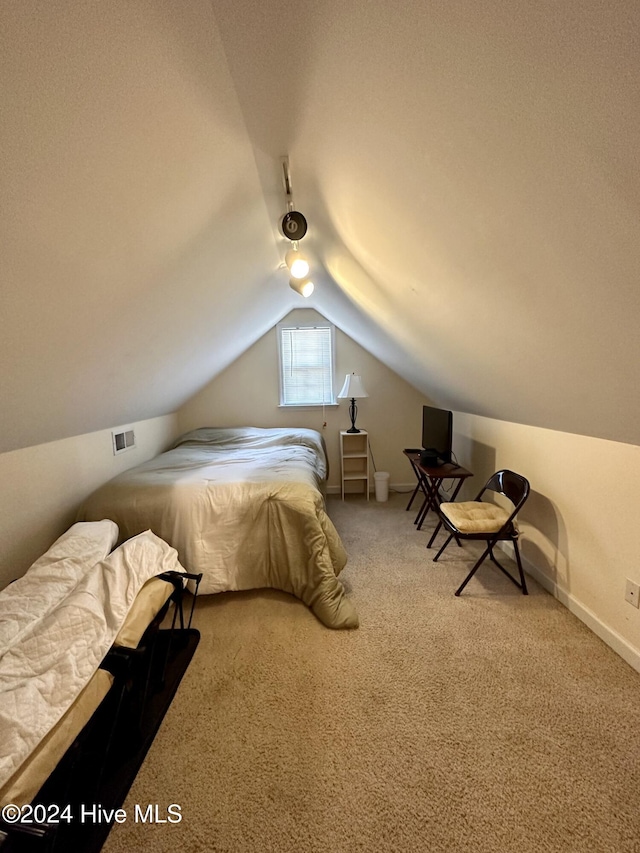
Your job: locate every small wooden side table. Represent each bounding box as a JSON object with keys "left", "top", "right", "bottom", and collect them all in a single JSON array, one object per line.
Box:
[{"left": 340, "top": 431, "right": 369, "bottom": 500}]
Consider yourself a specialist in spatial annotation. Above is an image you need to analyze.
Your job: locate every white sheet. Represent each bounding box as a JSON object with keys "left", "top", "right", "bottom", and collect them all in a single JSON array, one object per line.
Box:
[{"left": 0, "top": 530, "right": 185, "bottom": 791}]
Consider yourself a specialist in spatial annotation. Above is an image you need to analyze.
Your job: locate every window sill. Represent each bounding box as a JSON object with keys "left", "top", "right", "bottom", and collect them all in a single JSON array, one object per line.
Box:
[{"left": 278, "top": 403, "right": 339, "bottom": 409}]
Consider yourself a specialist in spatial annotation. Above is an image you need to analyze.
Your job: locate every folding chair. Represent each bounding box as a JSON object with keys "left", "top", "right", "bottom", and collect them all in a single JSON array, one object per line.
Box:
[{"left": 428, "top": 469, "right": 530, "bottom": 596}]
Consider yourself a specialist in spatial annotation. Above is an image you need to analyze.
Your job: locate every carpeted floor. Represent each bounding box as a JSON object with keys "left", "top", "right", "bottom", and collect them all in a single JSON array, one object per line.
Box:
[{"left": 102, "top": 493, "right": 640, "bottom": 853}]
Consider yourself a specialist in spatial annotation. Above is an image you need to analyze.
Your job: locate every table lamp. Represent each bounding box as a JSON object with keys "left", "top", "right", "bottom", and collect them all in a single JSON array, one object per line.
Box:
[{"left": 338, "top": 373, "right": 369, "bottom": 433}]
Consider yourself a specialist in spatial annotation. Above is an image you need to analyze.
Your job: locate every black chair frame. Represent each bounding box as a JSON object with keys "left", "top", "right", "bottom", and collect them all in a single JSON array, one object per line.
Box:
[{"left": 428, "top": 469, "right": 530, "bottom": 597}]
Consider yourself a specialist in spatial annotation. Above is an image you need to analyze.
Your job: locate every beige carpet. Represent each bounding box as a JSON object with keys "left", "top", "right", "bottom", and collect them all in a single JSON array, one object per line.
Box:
[{"left": 103, "top": 493, "right": 640, "bottom": 853}]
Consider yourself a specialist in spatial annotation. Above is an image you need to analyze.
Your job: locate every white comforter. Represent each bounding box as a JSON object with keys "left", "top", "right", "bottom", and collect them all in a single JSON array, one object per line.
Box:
[
  {"left": 0, "top": 529, "right": 185, "bottom": 792},
  {"left": 77, "top": 427, "right": 358, "bottom": 630}
]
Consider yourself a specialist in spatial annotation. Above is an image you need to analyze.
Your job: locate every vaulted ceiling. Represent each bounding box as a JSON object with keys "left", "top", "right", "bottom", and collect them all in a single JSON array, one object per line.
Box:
[{"left": 2, "top": 0, "right": 639, "bottom": 454}]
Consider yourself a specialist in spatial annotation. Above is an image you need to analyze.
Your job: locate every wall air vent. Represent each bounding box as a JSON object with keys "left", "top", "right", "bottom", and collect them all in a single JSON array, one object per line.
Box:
[{"left": 112, "top": 427, "right": 136, "bottom": 456}]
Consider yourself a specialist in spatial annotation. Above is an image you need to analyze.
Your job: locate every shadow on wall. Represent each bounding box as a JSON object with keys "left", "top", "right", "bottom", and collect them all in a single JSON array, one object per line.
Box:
[
  {"left": 457, "top": 438, "right": 569, "bottom": 590},
  {"left": 520, "top": 490, "right": 569, "bottom": 590},
  {"left": 457, "top": 439, "right": 496, "bottom": 500}
]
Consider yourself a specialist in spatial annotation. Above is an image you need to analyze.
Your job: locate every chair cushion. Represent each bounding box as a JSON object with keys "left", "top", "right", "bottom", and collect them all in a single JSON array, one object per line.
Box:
[{"left": 440, "top": 501, "right": 511, "bottom": 533}]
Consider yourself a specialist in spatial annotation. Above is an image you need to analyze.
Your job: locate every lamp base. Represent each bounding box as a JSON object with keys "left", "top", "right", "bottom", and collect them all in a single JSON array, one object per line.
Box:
[{"left": 346, "top": 398, "right": 361, "bottom": 433}]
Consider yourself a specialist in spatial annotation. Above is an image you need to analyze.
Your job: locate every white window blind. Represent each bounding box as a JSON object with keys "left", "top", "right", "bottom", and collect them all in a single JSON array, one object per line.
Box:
[{"left": 278, "top": 324, "right": 335, "bottom": 406}]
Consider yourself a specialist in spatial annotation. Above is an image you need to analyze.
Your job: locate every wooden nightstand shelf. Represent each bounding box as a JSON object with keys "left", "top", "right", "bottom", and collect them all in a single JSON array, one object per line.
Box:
[{"left": 340, "top": 430, "right": 369, "bottom": 500}]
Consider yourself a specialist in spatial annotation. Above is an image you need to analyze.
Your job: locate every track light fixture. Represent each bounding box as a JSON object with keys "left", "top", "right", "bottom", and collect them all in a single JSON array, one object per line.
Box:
[
  {"left": 289, "top": 277, "right": 314, "bottom": 298},
  {"left": 281, "top": 156, "right": 313, "bottom": 297}
]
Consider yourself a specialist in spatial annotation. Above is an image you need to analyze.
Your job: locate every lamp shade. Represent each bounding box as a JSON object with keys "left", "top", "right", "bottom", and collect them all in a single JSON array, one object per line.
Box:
[{"left": 338, "top": 373, "right": 368, "bottom": 399}]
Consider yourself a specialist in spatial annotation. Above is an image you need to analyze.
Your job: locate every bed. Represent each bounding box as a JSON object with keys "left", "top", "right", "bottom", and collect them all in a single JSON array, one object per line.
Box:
[
  {"left": 77, "top": 427, "right": 358, "bottom": 630},
  {"left": 0, "top": 522, "right": 199, "bottom": 852},
  {"left": 0, "top": 525, "right": 187, "bottom": 800}
]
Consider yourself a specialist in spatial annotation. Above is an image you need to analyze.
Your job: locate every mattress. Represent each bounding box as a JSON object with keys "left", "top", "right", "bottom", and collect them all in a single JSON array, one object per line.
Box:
[{"left": 0, "top": 669, "right": 114, "bottom": 808}]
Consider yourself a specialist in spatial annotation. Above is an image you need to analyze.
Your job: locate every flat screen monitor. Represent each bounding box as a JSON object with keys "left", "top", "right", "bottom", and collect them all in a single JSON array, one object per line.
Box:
[{"left": 422, "top": 405, "right": 453, "bottom": 463}]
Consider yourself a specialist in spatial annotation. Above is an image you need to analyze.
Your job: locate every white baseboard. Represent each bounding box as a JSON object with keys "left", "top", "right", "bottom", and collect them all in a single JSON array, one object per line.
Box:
[
  {"left": 325, "top": 482, "right": 415, "bottom": 496},
  {"left": 499, "top": 542, "right": 640, "bottom": 675}
]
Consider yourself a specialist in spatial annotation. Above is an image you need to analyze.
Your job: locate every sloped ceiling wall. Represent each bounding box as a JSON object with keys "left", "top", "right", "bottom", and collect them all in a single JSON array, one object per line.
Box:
[
  {"left": 0, "top": 0, "right": 297, "bottom": 453},
  {"left": 2, "top": 0, "right": 639, "bottom": 454}
]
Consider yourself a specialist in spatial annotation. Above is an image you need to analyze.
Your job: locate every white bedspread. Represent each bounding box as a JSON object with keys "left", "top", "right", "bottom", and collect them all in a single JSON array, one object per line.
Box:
[
  {"left": 77, "top": 427, "right": 358, "bottom": 629},
  {"left": 0, "top": 530, "right": 185, "bottom": 792}
]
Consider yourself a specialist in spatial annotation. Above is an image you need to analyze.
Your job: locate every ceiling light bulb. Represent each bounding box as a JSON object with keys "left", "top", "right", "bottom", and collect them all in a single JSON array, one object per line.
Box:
[
  {"left": 290, "top": 258, "right": 310, "bottom": 278},
  {"left": 289, "top": 277, "right": 314, "bottom": 298},
  {"left": 285, "top": 249, "right": 310, "bottom": 280}
]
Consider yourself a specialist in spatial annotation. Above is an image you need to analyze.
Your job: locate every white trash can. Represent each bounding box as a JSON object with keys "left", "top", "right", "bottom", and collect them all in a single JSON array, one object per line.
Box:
[{"left": 374, "top": 471, "right": 390, "bottom": 502}]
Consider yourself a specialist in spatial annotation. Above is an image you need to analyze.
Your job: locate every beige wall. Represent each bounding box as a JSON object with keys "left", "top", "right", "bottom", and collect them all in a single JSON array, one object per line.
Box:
[
  {"left": 0, "top": 414, "right": 179, "bottom": 590},
  {"left": 452, "top": 411, "right": 640, "bottom": 672},
  {"left": 178, "top": 309, "right": 430, "bottom": 491}
]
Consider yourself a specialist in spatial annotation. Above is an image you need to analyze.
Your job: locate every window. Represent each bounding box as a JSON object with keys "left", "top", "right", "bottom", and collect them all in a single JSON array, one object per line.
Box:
[{"left": 277, "top": 322, "right": 336, "bottom": 406}]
